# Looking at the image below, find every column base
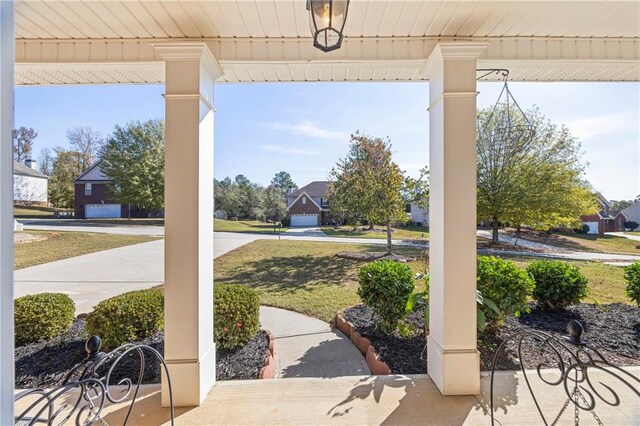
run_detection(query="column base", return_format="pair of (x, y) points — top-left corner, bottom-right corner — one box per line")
(162, 342), (216, 407)
(427, 335), (480, 395)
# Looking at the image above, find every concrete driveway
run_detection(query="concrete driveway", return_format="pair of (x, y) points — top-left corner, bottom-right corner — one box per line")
(15, 233), (263, 314)
(284, 226), (326, 237)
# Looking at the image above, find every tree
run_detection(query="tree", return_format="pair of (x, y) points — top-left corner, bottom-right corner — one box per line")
(12, 127), (37, 162)
(101, 119), (165, 212)
(48, 148), (84, 208)
(611, 199), (635, 211)
(477, 104), (597, 242)
(404, 166), (430, 209)
(264, 186), (287, 223)
(37, 147), (54, 176)
(271, 171), (297, 196)
(66, 126), (104, 171)
(328, 133), (407, 254)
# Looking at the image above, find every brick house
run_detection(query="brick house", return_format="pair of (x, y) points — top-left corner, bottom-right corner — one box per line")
(74, 160), (130, 219)
(579, 194), (626, 234)
(285, 181), (331, 227)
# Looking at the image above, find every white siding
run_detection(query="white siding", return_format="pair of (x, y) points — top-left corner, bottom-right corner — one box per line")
(410, 203), (429, 225)
(13, 175), (47, 203)
(622, 202), (640, 228)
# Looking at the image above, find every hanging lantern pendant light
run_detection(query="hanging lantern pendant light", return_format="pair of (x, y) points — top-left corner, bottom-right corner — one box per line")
(307, 0), (350, 52)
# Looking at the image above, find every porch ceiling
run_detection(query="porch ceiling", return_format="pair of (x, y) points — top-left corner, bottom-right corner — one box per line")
(14, 0), (640, 84)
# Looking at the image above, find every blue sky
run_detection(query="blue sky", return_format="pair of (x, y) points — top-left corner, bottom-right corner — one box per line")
(15, 81), (639, 201)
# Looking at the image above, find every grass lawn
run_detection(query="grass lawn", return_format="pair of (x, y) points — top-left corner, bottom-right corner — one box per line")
(214, 219), (288, 234)
(321, 225), (429, 241)
(14, 205), (71, 218)
(544, 233), (640, 255)
(15, 231), (160, 270)
(213, 240), (629, 322)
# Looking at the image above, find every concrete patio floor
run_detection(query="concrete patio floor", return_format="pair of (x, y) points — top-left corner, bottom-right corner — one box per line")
(18, 367), (636, 425)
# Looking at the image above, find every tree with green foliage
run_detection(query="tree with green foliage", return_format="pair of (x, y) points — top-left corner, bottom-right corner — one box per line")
(264, 185), (287, 223)
(101, 119), (165, 212)
(328, 133), (407, 253)
(404, 166), (430, 209)
(271, 171), (297, 196)
(477, 104), (597, 242)
(13, 127), (37, 162)
(48, 148), (84, 208)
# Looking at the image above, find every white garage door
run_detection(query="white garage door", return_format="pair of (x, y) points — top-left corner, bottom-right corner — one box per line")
(86, 204), (121, 218)
(585, 222), (599, 234)
(290, 214), (318, 227)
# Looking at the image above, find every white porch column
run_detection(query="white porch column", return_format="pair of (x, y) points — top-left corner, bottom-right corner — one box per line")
(0, 1), (14, 423)
(154, 43), (221, 407)
(426, 42), (487, 395)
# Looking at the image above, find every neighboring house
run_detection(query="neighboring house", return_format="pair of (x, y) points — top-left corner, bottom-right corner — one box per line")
(285, 181), (331, 227)
(409, 203), (429, 226)
(14, 159), (48, 205)
(74, 160), (129, 219)
(621, 201), (640, 230)
(580, 193), (626, 234)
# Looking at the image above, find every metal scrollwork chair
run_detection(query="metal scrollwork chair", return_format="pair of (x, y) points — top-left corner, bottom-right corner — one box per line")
(490, 320), (640, 425)
(15, 335), (175, 426)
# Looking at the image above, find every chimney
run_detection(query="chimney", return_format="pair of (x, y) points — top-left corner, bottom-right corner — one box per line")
(24, 159), (36, 169)
(288, 185), (294, 194)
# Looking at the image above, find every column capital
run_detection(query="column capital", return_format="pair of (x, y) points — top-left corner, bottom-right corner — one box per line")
(422, 42), (489, 78)
(152, 42), (223, 80)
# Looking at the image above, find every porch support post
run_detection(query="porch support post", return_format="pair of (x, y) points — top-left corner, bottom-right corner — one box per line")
(425, 42), (487, 395)
(0, 1), (14, 423)
(154, 42), (222, 407)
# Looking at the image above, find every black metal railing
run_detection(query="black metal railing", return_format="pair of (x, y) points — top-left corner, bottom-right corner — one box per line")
(490, 320), (640, 425)
(15, 336), (174, 426)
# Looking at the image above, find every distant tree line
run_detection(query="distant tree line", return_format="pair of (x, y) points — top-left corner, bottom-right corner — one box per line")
(214, 171), (294, 223)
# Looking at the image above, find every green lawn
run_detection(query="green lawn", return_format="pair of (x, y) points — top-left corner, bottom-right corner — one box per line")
(14, 205), (71, 218)
(214, 219), (288, 234)
(321, 225), (429, 241)
(543, 233), (640, 255)
(15, 231), (160, 270)
(213, 240), (629, 322)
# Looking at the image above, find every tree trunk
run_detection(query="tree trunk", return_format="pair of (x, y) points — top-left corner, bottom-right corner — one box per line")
(368, 220), (374, 230)
(386, 222), (392, 254)
(492, 217), (499, 243)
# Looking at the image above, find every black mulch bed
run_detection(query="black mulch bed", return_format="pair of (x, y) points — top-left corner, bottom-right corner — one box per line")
(336, 252), (415, 262)
(344, 303), (640, 374)
(15, 319), (269, 389)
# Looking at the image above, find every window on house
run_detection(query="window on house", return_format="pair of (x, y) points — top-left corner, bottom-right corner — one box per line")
(302, 196), (307, 204)
(85, 183), (93, 196)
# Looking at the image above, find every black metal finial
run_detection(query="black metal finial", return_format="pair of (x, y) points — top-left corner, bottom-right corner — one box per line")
(86, 335), (102, 355)
(565, 320), (585, 345)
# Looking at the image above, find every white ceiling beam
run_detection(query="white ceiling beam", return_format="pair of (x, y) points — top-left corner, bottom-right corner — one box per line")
(14, 37), (640, 84)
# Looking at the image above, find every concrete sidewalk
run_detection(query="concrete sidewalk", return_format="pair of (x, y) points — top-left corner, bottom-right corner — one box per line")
(259, 306), (370, 379)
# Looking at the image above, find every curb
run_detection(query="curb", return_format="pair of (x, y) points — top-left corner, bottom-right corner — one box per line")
(335, 313), (391, 376)
(259, 329), (276, 379)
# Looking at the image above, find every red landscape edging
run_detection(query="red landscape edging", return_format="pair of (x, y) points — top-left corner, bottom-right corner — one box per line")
(259, 329), (276, 379)
(335, 313), (391, 376)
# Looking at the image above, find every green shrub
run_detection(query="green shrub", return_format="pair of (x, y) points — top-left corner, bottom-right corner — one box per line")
(573, 224), (590, 234)
(358, 260), (415, 334)
(14, 293), (75, 346)
(85, 289), (164, 350)
(624, 262), (640, 306)
(476, 256), (534, 329)
(214, 284), (260, 349)
(625, 221), (639, 231)
(527, 260), (588, 310)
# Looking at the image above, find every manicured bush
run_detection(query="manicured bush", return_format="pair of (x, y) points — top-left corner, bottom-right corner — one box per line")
(625, 221), (639, 231)
(358, 260), (415, 334)
(624, 262), (640, 306)
(14, 293), (75, 346)
(527, 260), (588, 310)
(476, 256), (534, 329)
(85, 289), (164, 350)
(280, 217), (291, 227)
(573, 224), (590, 234)
(214, 284), (260, 349)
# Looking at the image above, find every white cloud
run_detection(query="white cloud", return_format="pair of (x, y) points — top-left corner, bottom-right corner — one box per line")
(259, 144), (320, 156)
(268, 121), (347, 140)
(566, 113), (628, 140)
